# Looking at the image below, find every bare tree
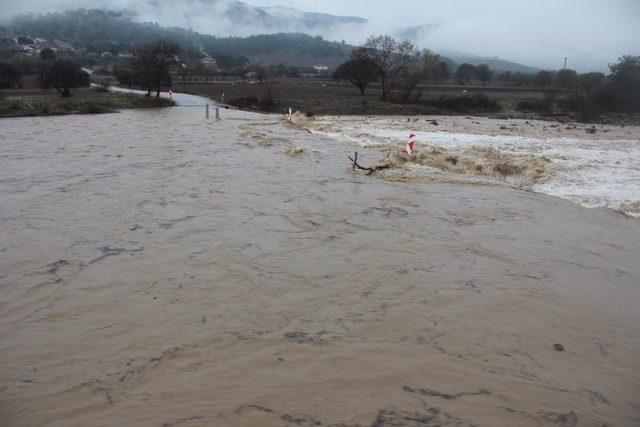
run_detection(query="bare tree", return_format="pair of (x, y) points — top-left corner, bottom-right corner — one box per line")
(555, 68), (578, 91)
(253, 64), (268, 83)
(332, 57), (380, 96)
(134, 40), (180, 97)
(455, 63), (476, 85)
(421, 49), (442, 83)
(354, 35), (417, 101)
(578, 72), (605, 95)
(434, 61), (449, 83)
(41, 59), (89, 97)
(476, 64), (492, 85)
(0, 62), (21, 88)
(498, 71), (513, 85)
(533, 70), (553, 91)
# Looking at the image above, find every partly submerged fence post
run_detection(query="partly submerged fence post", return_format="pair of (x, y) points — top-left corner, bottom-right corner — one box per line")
(206, 103), (210, 119)
(215, 106), (220, 120)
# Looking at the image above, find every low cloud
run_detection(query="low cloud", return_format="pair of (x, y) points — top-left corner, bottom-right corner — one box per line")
(1, 0), (638, 72)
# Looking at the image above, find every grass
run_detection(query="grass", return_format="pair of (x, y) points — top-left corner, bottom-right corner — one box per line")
(0, 87), (175, 118)
(228, 97), (444, 115)
(175, 79), (547, 117)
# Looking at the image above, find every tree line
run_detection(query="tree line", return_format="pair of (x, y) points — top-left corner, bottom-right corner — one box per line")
(0, 48), (89, 96)
(0, 40), (180, 98)
(331, 34), (640, 115)
(4, 10), (349, 70)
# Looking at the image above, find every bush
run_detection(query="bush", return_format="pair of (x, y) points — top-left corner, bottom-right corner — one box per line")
(592, 84), (640, 112)
(516, 98), (553, 113)
(8, 100), (24, 112)
(0, 62), (21, 88)
(79, 101), (109, 114)
(423, 93), (501, 112)
(129, 96), (175, 108)
(557, 94), (588, 111)
(0, 100), (24, 115)
(228, 97), (260, 109)
(39, 101), (52, 114)
(259, 82), (277, 111)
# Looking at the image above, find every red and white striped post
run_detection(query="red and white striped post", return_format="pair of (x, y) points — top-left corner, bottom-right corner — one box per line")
(404, 133), (416, 156)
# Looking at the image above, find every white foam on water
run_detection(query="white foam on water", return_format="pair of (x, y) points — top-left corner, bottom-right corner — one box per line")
(313, 120), (640, 216)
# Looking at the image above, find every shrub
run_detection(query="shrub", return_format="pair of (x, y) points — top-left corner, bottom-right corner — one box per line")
(557, 94), (588, 111)
(593, 84), (640, 112)
(516, 98), (553, 113)
(80, 102), (108, 114)
(39, 101), (52, 114)
(423, 93), (501, 112)
(259, 82), (277, 111)
(8, 100), (23, 112)
(227, 97), (260, 110)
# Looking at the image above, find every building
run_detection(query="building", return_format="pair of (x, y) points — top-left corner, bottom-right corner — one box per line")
(199, 55), (219, 72)
(53, 39), (74, 51)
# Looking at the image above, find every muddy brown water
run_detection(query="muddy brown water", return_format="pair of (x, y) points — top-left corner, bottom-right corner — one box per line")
(1, 101), (640, 426)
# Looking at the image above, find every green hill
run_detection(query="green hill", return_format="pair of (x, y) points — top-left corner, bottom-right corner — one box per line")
(4, 9), (352, 67)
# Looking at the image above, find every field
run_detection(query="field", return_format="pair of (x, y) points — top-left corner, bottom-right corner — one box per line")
(0, 87), (175, 118)
(176, 78), (550, 116)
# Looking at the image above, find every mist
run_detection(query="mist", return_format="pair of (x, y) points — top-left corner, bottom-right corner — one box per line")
(1, 0), (638, 72)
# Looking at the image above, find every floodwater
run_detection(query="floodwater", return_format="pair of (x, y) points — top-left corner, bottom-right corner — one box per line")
(306, 115), (640, 216)
(1, 99), (640, 426)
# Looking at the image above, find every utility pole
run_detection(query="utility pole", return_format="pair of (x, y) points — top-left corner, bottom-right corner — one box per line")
(563, 57), (567, 70)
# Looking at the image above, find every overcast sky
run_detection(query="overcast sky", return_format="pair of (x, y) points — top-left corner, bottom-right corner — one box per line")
(252, 0), (640, 71)
(1, 0), (638, 71)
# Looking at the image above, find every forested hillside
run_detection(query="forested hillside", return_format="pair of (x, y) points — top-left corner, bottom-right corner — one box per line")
(3, 10), (352, 66)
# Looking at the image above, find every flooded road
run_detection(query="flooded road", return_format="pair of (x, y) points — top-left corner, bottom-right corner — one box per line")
(1, 103), (640, 426)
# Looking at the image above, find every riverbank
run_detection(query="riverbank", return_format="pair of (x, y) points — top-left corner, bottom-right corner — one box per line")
(1, 105), (639, 426)
(0, 87), (175, 118)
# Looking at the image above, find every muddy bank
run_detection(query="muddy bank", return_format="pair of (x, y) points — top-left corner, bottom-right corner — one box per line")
(1, 106), (640, 426)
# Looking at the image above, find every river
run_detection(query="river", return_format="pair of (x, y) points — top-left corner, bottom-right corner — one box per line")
(1, 97), (639, 426)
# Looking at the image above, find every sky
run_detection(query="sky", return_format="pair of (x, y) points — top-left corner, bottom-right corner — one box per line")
(246, 0), (640, 71)
(1, 0), (639, 71)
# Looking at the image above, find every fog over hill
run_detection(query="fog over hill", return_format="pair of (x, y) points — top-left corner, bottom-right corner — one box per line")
(1, 0), (638, 72)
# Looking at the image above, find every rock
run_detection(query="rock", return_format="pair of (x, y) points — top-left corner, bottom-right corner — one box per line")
(554, 343), (565, 352)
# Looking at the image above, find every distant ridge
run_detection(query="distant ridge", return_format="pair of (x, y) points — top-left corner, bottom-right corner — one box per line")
(445, 54), (541, 74)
